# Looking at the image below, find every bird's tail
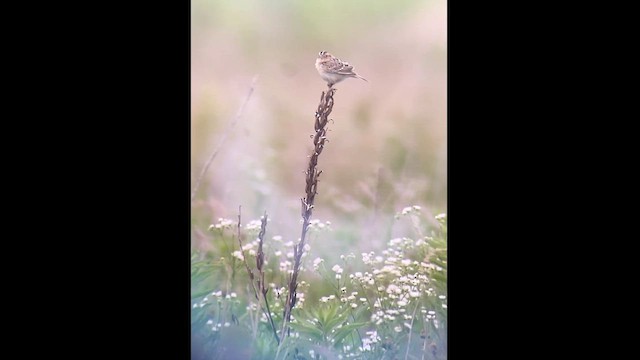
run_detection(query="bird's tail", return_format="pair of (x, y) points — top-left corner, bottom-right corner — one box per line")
(355, 74), (368, 82)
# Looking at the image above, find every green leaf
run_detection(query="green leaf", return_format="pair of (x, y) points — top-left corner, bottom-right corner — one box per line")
(350, 304), (370, 321)
(323, 309), (348, 332)
(316, 305), (338, 329)
(331, 322), (368, 346)
(432, 272), (447, 283)
(288, 321), (324, 342)
(191, 266), (217, 288)
(191, 306), (209, 326)
(191, 288), (214, 299)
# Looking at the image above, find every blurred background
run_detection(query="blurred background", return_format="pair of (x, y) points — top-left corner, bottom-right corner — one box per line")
(191, 0), (447, 259)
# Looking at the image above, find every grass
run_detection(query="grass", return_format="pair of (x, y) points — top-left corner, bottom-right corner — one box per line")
(192, 206), (446, 359)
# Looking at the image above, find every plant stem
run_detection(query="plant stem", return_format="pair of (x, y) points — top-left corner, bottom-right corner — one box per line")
(405, 300), (421, 360)
(191, 75), (258, 202)
(236, 206), (280, 345)
(280, 87), (337, 345)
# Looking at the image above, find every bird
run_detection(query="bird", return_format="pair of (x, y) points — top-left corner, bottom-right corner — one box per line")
(315, 51), (368, 88)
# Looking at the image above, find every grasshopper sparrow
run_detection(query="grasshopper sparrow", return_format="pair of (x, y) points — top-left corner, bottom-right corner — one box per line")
(315, 51), (368, 87)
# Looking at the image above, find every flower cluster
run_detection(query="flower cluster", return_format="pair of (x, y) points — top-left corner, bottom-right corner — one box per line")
(206, 319), (231, 332)
(309, 213), (447, 356)
(207, 216), (273, 235)
(312, 257), (324, 271)
(395, 205), (422, 219)
(207, 217), (235, 231)
(244, 218), (267, 234)
(197, 209), (446, 359)
(358, 243), (445, 329)
(193, 289), (238, 309)
(305, 219), (332, 233)
(246, 280), (309, 321)
(192, 290), (239, 332)
(360, 330), (381, 352)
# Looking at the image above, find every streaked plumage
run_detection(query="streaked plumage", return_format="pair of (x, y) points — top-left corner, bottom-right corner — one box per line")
(315, 51), (368, 87)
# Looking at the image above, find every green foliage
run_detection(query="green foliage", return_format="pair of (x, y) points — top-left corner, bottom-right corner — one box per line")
(289, 304), (368, 348)
(191, 250), (219, 298)
(191, 209), (447, 359)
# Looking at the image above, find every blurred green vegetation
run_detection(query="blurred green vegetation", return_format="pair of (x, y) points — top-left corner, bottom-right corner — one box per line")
(192, 209), (447, 359)
(192, 0), (426, 36)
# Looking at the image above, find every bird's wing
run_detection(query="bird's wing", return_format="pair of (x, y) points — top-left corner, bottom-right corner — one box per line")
(327, 59), (357, 75)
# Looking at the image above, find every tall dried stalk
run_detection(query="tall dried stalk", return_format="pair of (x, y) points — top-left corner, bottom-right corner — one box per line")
(280, 87), (337, 342)
(236, 206), (280, 345)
